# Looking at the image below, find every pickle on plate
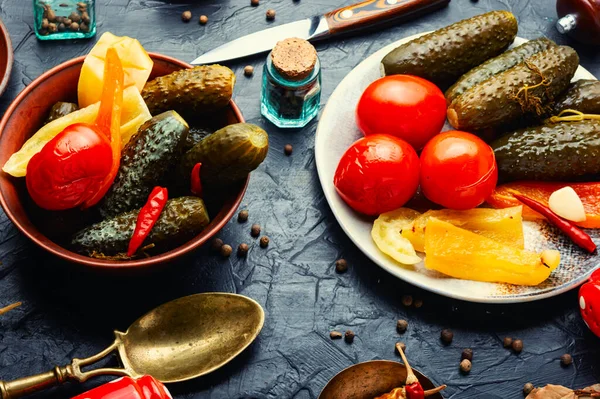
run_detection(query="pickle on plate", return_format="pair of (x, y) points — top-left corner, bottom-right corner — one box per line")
(141, 65), (235, 116)
(45, 102), (78, 124)
(552, 79), (600, 114)
(381, 11), (518, 87)
(445, 38), (556, 104)
(99, 111), (189, 218)
(491, 120), (600, 182)
(72, 196), (210, 257)
(447, 45), (579, 132)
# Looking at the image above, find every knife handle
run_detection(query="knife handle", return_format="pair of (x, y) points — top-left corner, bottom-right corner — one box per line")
(324, 0), (450, 35)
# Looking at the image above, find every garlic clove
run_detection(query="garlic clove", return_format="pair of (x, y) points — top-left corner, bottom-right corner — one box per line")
(548, 186), (587, 222)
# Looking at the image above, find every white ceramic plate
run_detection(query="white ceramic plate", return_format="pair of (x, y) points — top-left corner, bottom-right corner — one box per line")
(315, 34), (599, 303)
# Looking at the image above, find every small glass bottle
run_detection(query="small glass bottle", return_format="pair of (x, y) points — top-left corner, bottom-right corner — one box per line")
(33, 0), (96, 41)
(261, 38), (321, 128)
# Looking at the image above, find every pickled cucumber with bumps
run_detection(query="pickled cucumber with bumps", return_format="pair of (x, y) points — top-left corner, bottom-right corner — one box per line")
(552, 79), (600, 115)
(447, 45), (579, 132)
(72, 196), (210, 257)
(381, 11), (518, 87)
(445, 38), (556, 104)
(141, 65), (235, 116)
(180, 123), (269, 186)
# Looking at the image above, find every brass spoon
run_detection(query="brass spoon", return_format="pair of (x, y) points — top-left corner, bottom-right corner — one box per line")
(0, 293), (264, 399)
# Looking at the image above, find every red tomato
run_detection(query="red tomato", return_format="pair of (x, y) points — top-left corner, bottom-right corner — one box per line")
(334, 134), (420, 215)
(420, 131), (497, 210)
(26, 123), (113, 210)
(355, 75), (446, 150)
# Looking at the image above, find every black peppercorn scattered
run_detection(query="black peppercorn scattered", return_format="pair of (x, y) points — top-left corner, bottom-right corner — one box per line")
(335, 259), (348, 273)
(220, 244), (233, 258)
(441, 329), (453, 344)
(251, 0), (260, 5)
(512, 339), (523, 353)
(244, 65), (254, 77)
(260, 236), (270, 248)
(459, 359), (471, 374)
(211, 238), (224, 252)
(560, 353), (572, 366)
(199, 15), (208, 25)
(182, 10), (192, 22)
(284, 144), (293, 156)
(523, 383), (534, 396)
(461, 348), (473, 361)
(251, 224), (261, 237)
(330, 331), (342, 339)
(396, 319), (408, 333)
(266, 9), (276, 20)
(503, 337), (513, 348)
(238, 210), (249, 223)
(401, 295), (413, 307)
(238, 243), (249, 257)
(395, 342), (406, 354)
(413, 298), (423, 308)
(344, 330), (355, 343)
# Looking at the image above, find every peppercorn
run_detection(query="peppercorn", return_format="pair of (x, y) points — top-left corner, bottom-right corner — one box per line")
(251, 224), (261, 237)
(58, 23), (66, 32)
(63, 18), (72, 26)
(330, 331), (342, 340)
(41, 18), (49, 29)
(459, 359), (471, 374)
(70, 22), (79, 31)
(77, 2), (88, 9)
(199, 15), (208, 25)
(251, 0), (259, 5)
(414, 298), (423, 308)
(523, 383), (534, 396)
(395, 342), (406, 354)
(401, 295), (413, 307)
(45, 5), (57, 22)
(81, 11), (90, 24)
(396, 319), (408, 333)
(80, 22), (89, 32)
(260, 236), (270, 248)
(335, 259), (348, 273)
(560, 353), (572, 366)
(284, 144), (293, 156)
(69, 11), (81, 23)
(220, 244), (233, 258)
(181, 10), (192, 22)
(244, 65), (254, 77)
(48, 22), (58, 33)
(441, 329), (453, 344)
(344, 330), (355, 343)
(238, 243), (249, 257)
(55, 16), (64, 24)
(266, 9), (276, 20)
(512, 339), (523, 353)
(211, 238), (224, 253)
(503, 337), (513, 348)
(461, 348), (473, 361)
(238, 210), (249, 223)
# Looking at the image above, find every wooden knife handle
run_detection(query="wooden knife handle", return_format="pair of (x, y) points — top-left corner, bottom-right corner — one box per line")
(324, 0), (450, 35)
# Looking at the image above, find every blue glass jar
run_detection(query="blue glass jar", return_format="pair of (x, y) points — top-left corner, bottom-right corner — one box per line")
(261, 50), (321, 128)
(33, 0), (96, 40)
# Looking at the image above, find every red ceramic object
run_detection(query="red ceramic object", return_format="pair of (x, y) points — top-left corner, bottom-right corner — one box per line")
(556, 0), (600, 45)
(0, 53), (248, 270)
(0, 17), (14, 97)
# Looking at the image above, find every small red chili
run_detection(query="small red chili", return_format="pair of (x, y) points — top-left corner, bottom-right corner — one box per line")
(395, 343), (425, 399)
(579, 268), (600, 338)
(512, 193), (596, 254)
(191, 162), (203, 197)
(127, 187), (168, 257)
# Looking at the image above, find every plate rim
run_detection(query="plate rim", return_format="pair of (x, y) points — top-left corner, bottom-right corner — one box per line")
(315, 32), (599, 304)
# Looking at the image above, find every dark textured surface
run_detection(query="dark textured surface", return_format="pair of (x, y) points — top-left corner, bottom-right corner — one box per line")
(0, 1), (599, 398)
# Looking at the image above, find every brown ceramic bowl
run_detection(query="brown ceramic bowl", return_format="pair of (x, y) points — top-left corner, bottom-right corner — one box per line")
(0, 17), (14, 97)
(0, 53), (248, 270)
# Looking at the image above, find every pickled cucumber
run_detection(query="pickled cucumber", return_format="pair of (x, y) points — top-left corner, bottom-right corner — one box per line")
(552, 79), (600, 115)
(99, 111), (189, 218)
(491, 120), (600, 182)
(141, 65), (235, 116)
(180, 123), (268, 186)
(45, 102), (78, 124)
(72, 196), (210, 257)
(381, 11), (518, 87)
(445, 38), (556, 104)
(447, 46), (579, 132)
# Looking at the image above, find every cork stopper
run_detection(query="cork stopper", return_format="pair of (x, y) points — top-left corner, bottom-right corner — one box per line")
(271, 37), (318, 81)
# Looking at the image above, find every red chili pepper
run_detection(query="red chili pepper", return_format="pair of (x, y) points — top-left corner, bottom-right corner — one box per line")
(512, 193), (596, 254)
(579, 268), (600, 338)
(395, 343), (425, 399)
(127, 187), (168, 257)
(191, 162), (203, 197)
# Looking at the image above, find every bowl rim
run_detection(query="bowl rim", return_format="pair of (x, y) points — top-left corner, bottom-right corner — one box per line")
(0, 52), (249, 270)
(0, 17), (14, 97)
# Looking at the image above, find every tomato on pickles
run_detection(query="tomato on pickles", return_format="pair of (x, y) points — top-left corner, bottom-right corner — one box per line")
(420, 131), (497, 210)
(355, 75), (446, 150)
(334, 134), (419, 216)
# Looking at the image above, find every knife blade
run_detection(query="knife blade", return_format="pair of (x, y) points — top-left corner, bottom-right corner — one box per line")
(191, 0), (450, 65)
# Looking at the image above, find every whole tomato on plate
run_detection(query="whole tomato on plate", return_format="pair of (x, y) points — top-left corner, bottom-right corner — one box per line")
(26, 123), (113, 211)
(355, 75), (446, 150)
(579, 268), (600, 338)
(334, 134), (419, 216)
(420, 131), (497, 210)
